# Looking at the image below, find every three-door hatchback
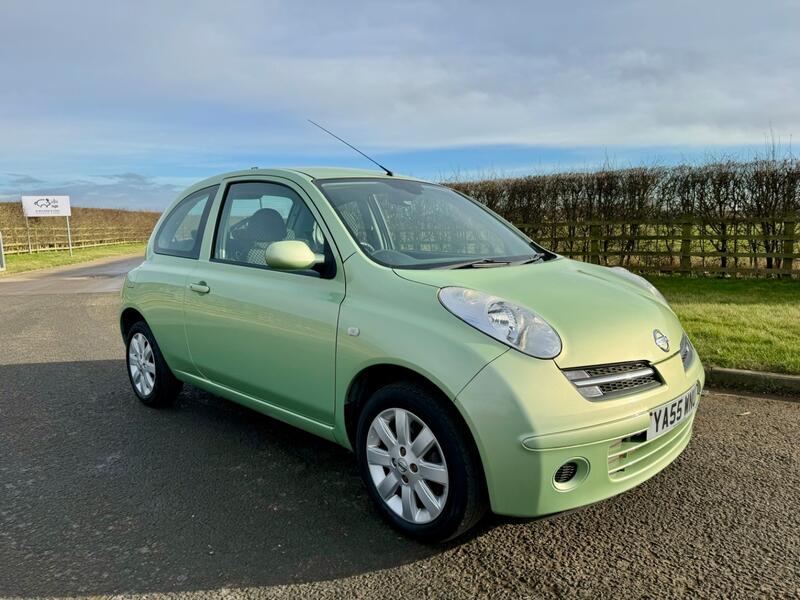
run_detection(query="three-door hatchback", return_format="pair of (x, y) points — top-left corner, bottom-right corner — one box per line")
(121, 167), (704, 542)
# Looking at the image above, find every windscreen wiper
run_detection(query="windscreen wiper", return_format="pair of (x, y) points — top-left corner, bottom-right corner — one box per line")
(448, 258), (512, 269)
(442, 255), (542, 269)
(516, 252), (545, 265)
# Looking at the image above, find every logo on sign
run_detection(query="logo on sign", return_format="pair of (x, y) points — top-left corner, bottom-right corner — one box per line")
(34, 198), (59, 209)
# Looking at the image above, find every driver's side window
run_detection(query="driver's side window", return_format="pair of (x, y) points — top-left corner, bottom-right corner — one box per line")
(213, 181), (332, 276)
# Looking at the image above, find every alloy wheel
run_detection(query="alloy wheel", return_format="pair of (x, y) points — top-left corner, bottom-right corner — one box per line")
(128, 332), (156, 397)
(366, 407), (449, 524)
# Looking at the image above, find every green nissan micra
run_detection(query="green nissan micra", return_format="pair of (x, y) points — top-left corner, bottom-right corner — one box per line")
(120, 167), (704, 542)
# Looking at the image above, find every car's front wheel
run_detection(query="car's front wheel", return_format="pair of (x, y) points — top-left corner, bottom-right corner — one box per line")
(125, 321), (182, 407)
(356, 382), (487, 543)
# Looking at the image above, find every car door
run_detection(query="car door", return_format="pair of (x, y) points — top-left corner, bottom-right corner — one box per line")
(182, 178), (345, 425)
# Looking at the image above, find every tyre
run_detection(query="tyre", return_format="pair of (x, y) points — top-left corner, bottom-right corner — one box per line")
(125, 321), (183, 407)
(356, 382), (487, 543)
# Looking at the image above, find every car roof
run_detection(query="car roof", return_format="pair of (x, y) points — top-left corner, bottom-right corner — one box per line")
(177, 167), (429, 201)
(224, 166), (413, 181)
(285, 166), (399, 179)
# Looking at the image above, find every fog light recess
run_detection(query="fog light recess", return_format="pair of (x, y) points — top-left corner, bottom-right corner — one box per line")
(554, 462), (577, 483)
(552, 457), (590, 491)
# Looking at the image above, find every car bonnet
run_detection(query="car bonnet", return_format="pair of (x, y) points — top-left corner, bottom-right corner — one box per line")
(393, 258), (684, 369)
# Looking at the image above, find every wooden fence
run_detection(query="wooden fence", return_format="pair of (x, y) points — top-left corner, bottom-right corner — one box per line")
(0, 216), (796, 277)
(1, 226), (152, 255)
(516, 215), (798, 277)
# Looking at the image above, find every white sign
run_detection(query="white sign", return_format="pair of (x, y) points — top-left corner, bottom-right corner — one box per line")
(21, 195), (71, 217)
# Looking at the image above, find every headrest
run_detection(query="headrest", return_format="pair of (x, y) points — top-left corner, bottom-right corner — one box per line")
(242, 208), (286, 242)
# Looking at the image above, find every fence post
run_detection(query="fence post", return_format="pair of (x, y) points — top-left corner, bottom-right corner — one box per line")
(783, 217), (796, 278)
(680, 217), (693, 273)
(66, 216), (73, 256)
(0, 231), (5, 272)
(589, 223), (600, 264)
(25, 216), (32, 253)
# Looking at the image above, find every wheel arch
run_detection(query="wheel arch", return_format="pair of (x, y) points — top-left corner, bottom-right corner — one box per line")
(120, 306), (146, 339)
(343, 364), (484, 474)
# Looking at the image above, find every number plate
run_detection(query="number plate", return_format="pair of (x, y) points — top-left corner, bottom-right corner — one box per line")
(647, 387), (698, 440)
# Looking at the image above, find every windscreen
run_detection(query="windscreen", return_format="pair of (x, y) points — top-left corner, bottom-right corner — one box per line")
(316, 178), (540, 269)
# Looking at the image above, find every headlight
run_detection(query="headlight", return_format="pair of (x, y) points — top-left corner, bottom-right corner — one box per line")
(610, 267), (668, 305)
(680, 332), (695, 370)
(438, 287), (562, 359)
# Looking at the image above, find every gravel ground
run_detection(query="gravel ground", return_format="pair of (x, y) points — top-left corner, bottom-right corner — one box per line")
(1, 258), (798, 599)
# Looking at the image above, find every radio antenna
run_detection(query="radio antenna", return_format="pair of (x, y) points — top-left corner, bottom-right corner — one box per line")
(307, 119), (393, 176)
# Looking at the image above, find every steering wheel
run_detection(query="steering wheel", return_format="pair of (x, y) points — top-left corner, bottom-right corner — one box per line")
(360, 242), (376, 254)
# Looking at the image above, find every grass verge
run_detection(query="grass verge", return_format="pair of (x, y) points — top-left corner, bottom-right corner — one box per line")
(1, 243), (146, 276)
(2, 249), (795, 375)
(648, 276), (800, 376)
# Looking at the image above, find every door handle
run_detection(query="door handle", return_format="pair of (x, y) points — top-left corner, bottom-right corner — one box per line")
(189, 281), (210, 294)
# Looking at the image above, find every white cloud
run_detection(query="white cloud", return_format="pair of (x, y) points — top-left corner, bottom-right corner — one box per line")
(0, 173), (182, 210)
(0, 0), (798, 205)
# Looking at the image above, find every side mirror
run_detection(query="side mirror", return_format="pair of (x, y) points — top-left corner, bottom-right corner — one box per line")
(265, 240), (318, 270)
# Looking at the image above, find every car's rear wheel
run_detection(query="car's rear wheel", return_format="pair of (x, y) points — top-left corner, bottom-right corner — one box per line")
(125, 321), (182, 407)
(356, 382), (487, 542)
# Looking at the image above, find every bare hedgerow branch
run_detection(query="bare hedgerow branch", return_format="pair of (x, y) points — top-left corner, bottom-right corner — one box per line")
(447, 156), (800, 276)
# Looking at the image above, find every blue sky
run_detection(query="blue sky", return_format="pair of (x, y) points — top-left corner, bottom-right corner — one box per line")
(1, 0), (798, 211)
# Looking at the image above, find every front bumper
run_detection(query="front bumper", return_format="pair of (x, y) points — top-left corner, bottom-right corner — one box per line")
(455, 348), (704, 517)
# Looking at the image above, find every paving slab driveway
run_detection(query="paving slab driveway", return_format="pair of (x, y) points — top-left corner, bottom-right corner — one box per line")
(1, 257), (798, 599)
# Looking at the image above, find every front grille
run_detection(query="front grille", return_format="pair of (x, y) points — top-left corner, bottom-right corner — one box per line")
(598, 375), (658, 394)
(583, 362), (650, 377)
(563, 361), (662, 400)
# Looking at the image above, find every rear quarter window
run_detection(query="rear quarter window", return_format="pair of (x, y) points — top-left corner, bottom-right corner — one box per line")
(154, 185), (218, 259)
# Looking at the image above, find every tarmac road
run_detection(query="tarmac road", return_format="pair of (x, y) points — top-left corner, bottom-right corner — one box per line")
(0, 255), (144, 296)
(1, 256), (798, 599)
